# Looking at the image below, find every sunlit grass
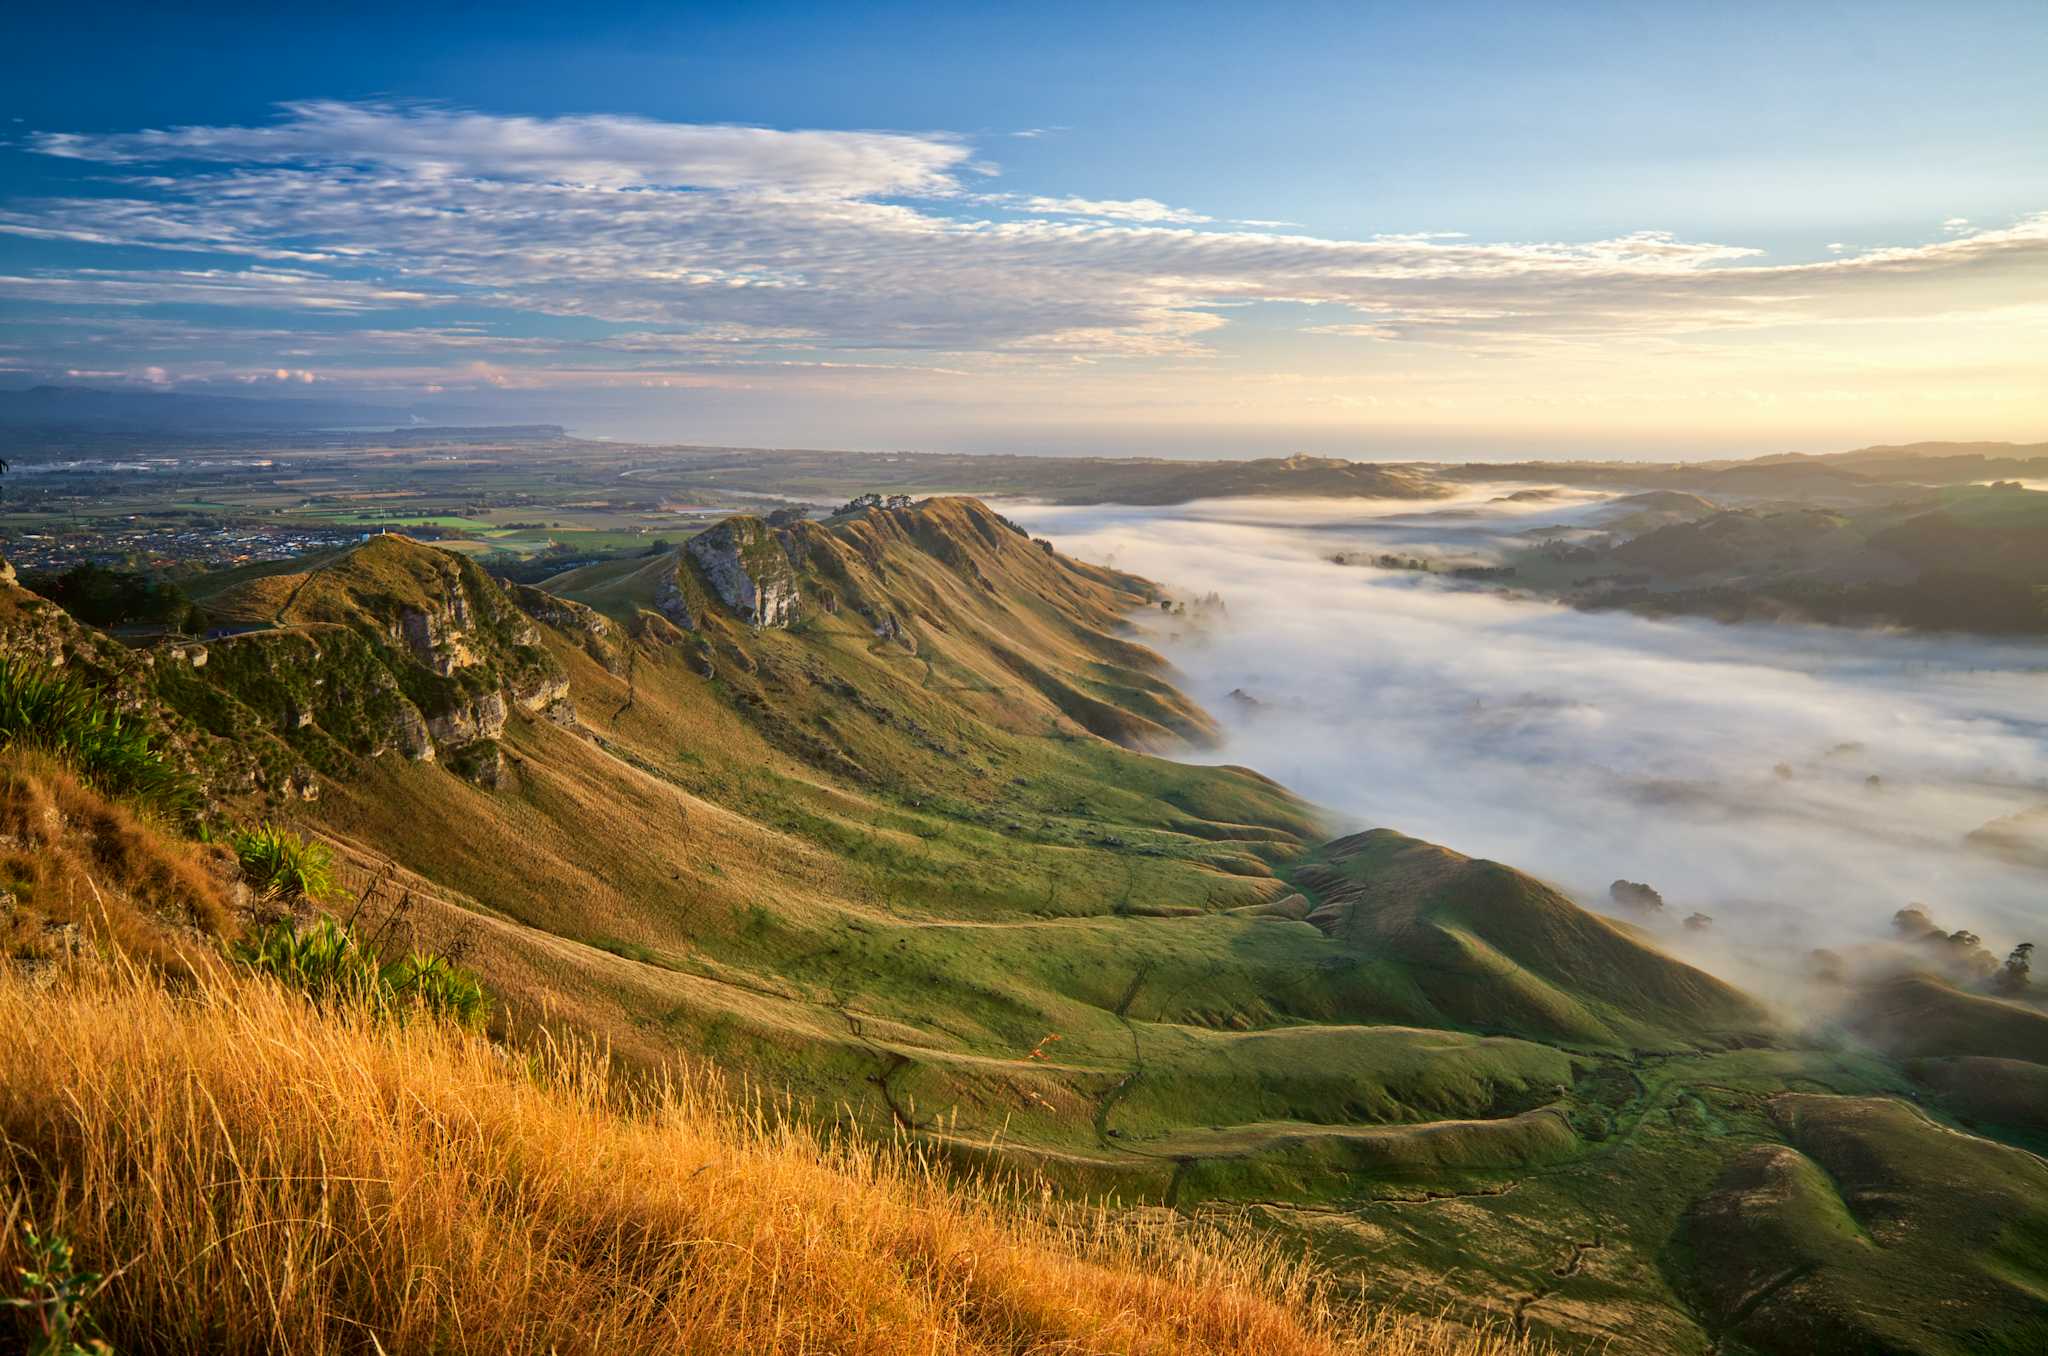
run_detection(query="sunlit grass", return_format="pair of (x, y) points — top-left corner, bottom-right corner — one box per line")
(0, 959), (1534, 1356)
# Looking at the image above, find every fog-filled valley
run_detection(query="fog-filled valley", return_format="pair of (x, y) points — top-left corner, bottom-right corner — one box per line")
(1010, 490), (2048, 1002)
(9, 5), (2048, 1348)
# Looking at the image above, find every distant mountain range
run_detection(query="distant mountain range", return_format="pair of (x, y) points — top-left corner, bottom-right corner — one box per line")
(0, 384), (415, 433)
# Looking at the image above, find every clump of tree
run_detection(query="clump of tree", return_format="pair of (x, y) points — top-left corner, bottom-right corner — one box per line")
(21, 564), (204, 633)
(1995, 942), (2034, 996)
(1610, 880), (1664, 913)
(1892, 906), (2005, 983)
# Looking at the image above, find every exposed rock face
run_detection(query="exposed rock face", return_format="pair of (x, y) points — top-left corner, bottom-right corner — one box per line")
(510, 671), (571, 714)
(427, 691), (508, 746)
(687, 518), (801, 628)
(397, 596), (481, 675)
(653, 568), (697, 631)
(868, 611), (916, 653)
(511, 583), (625, 672)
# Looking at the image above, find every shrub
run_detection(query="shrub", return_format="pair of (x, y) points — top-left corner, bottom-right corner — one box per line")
(383, 948), (489, 1028)
(229, 823), (335, 901)
(2, 1225), (112, 1356)
(233, 915), (489, 1029)
(0, 657), (194, 815)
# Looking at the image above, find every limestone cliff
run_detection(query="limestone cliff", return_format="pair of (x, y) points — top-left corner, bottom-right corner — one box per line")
(686, 517), (802, 627)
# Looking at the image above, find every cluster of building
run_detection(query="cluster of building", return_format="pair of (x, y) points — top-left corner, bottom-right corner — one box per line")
(1, 522), (361, 574)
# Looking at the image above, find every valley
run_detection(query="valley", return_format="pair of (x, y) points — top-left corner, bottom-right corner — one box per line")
(5, 463), (2044, 1354)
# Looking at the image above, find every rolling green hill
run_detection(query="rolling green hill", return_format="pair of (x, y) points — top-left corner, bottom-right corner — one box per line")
(4, 496), (2044, 1354)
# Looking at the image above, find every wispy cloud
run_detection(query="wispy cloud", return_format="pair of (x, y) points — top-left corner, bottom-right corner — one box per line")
(1007, 194), (1214, 224)
(32, 99), (971, 198)
(0, 266), (444, 311)
(6, 100), (2046, 416)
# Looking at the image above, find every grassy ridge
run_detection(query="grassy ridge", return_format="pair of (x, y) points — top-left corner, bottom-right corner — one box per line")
(0, 957), (1533, 1356)
(15, 501), (2046, 1354)
(1285, 830), (1771, 1047)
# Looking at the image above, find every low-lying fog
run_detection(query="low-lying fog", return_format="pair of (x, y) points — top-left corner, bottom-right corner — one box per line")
(1005, 491), (2048, 1004)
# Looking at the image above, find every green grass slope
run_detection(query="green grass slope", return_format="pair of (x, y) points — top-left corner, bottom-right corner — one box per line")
(1680, 1094), (2048, 1355)
(1847, 972), (2048, 1064)
(8, 500), (2037, 1355)
(1286, 830), (1773, 1048)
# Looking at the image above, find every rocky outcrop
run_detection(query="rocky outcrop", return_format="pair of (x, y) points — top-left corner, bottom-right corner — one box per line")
(687, 518), (801, 628)
(391, 701), (434, 760)
(511, 583), (625, 673)
(397, 595), (482, 675)
(653, 568), (697, 631)
(426, 690), (508, 747)
(868, 610), (916, 653)
(158, 537), (576, 779)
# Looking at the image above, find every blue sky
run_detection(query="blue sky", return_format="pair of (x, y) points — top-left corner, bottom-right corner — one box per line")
(3, 1), (2044, 456)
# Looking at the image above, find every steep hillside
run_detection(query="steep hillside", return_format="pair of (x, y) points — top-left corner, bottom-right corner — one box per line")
(1679, 1094), (2048, 1356)
(5, 500), (2040, 1354)
(546, 495), (1221, 750)
(1846, 972), (2048, 1065)
(0, 760), (1531, 1356)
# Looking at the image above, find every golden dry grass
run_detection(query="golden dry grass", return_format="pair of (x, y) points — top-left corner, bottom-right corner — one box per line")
(0, 751), (235, 974)
(0, 960), (1535, 1356)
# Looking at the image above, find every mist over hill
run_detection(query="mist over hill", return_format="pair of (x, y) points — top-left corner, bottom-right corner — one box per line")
(4, 483), (2046, 1353)
(1006, 491), (2048, 996)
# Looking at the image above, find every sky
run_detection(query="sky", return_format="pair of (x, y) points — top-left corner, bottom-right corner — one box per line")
(2, 1), (2045, 459)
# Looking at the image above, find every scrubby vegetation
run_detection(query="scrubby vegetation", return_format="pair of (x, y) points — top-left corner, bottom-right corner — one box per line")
(2, 1224), (113, 1356)
(233, 914), (489, 1028)
(0, 657), (192, 813)
(228, 822), (335, 901)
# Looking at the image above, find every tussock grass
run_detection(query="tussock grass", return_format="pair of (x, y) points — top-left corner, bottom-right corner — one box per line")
(234, 914), (490, 1028)
(0, 751), (232, 973)
(228, 822), (336, 901)
(0, 961), (1533, 1356)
